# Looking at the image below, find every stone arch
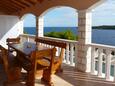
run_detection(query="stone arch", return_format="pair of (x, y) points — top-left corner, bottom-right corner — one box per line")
(40, 6), (77, 18)
(20, 13), (36, 20)
(20, 13), (36, 35)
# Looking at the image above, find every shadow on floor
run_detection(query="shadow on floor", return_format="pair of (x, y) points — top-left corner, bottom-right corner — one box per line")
(56, 64), (115, 86)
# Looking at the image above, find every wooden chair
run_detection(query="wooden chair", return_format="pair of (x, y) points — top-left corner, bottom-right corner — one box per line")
(26, 47), (56, 86)
(6, 37), (20, 53)
(0, 45), (25, 86)
(0, 47), (3, 64)
(35, 37), (66, 74)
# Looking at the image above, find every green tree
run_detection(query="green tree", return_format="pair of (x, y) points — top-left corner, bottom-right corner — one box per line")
(45, 29), (78, 40)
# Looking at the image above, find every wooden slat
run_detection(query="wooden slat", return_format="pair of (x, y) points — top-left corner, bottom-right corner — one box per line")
(5, 0), (23, 10)
(21, 0), (35, 6)
(27, 0), (37, 5)
(0, 0), (45, 15)
(37, 0), (44, 3)
(0, 0), (20, 11)
(10, 0), (27, 8)
(16, 0), (31, 7)
(0, 4), (16, 14)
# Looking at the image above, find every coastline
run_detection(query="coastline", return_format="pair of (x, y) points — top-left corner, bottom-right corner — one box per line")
(92, 25), (115, 30)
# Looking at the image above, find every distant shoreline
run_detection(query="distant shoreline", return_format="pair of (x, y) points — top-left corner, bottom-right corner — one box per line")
(25, 25), (115, 30)
(92, 25), (115, 30)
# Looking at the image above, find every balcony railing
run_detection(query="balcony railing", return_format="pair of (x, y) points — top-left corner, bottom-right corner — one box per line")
(20, 34), (115, 82)
(89, 43), (115, 81)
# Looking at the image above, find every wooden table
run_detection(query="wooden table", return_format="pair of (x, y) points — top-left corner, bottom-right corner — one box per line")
(8, 42), (49, 56)
(8, 42), (52, 86)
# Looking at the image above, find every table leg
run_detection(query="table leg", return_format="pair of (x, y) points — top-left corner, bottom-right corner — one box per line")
(41, 69), (54, 86)
(26, 70), (35, 86)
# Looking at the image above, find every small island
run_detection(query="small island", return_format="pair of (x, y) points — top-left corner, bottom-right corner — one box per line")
(92, 25), (115, 30)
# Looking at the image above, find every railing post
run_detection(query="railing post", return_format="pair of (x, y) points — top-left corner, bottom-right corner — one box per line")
(98, 48), (103, 77)
(91, 47), (96, 74)
(114, 64), (115, 81)
(105, 49), (111, 81)
(56, 47), (60, 56)
(75, 44), (78, 68)
(70, 43), (74, 66)
(63, 48), (66, 63)
(66, 43), (70, 64)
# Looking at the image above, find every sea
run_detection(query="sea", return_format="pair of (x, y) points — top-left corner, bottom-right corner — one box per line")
(24, 27), (115, 46)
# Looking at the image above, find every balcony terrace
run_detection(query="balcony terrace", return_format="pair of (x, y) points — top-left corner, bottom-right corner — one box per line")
(14, 34), (115, 86)
(0, 0), (114, 86)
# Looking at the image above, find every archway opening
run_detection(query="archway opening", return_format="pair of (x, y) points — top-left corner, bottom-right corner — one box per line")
(92, 0), (115, 46)
(23, 14), (36, 35)
(42, 7), (78, 40)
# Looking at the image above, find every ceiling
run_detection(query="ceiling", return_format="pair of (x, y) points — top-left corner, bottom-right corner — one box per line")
(0, 0), (43, 16)
(0, 0), (104, 17)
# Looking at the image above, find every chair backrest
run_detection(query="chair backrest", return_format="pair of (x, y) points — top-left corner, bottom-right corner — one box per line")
(0, 45), (22, 83)
(0, 45), (9, 72)
(6, 37), (20, 44)
(35, 37), (66, 73)
(30, 47), (56, 75)
(35, 37), (66, 48)
(6, 37), (20, 53)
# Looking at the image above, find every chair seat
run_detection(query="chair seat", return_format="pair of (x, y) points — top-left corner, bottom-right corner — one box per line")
(43, 56), (60, 64)
(36, 59), (50, 70)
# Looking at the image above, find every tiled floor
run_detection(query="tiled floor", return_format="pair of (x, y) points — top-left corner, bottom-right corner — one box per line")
(0, 64), (115, 86)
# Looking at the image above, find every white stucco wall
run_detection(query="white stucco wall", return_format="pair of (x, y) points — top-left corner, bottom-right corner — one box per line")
(0, 15), (23, 48)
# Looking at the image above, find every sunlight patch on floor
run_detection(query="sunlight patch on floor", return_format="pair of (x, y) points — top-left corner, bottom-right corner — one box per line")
(35, 75), (73, 86)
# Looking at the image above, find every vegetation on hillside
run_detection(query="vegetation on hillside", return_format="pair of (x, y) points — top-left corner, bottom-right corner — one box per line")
(44, 29), (78, 40)
(92, 25), (115, 29)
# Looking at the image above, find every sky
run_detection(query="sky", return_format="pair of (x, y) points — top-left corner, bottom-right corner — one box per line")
(24, 0), (115, 27)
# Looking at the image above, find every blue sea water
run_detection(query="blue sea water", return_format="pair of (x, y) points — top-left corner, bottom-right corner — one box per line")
(24, 27), (115, 46)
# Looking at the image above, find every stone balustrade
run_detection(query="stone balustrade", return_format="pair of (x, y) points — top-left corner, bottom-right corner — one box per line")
(89, 43), (115, 81)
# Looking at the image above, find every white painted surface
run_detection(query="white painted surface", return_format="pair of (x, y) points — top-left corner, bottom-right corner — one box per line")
(0, 15), (23, 48)
(38, 16), (44, 37)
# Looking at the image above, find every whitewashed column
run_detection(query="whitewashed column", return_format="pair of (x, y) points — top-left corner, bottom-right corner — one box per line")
(98, 48), (103, 77)
(76, 10), (92, 72)
(114, 64), (115, 81)
(75, 44), (78, 68)
(36, 16), (44, 37)
(18, 19), (24, 35)
(91, 47), (96, 74)
(66, 43), (70, 64)
(70, 43), (74, 66)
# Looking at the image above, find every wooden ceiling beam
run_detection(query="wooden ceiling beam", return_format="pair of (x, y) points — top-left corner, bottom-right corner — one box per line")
(0, 0), (45, 16)
(10, 0), (27, 8)
(20, 0), (35, 6)
(16, 0), (31, 7)
(0, 4), (17, 12)
(27, 0), (37, 5)
(7, 1), (23, 10)
(37, 0), (44, 3)
(0, 0), (21, 11)
(0, 5), (16, 14)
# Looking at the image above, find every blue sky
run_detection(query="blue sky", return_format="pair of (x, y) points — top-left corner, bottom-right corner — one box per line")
(24, 0), (115, 27)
